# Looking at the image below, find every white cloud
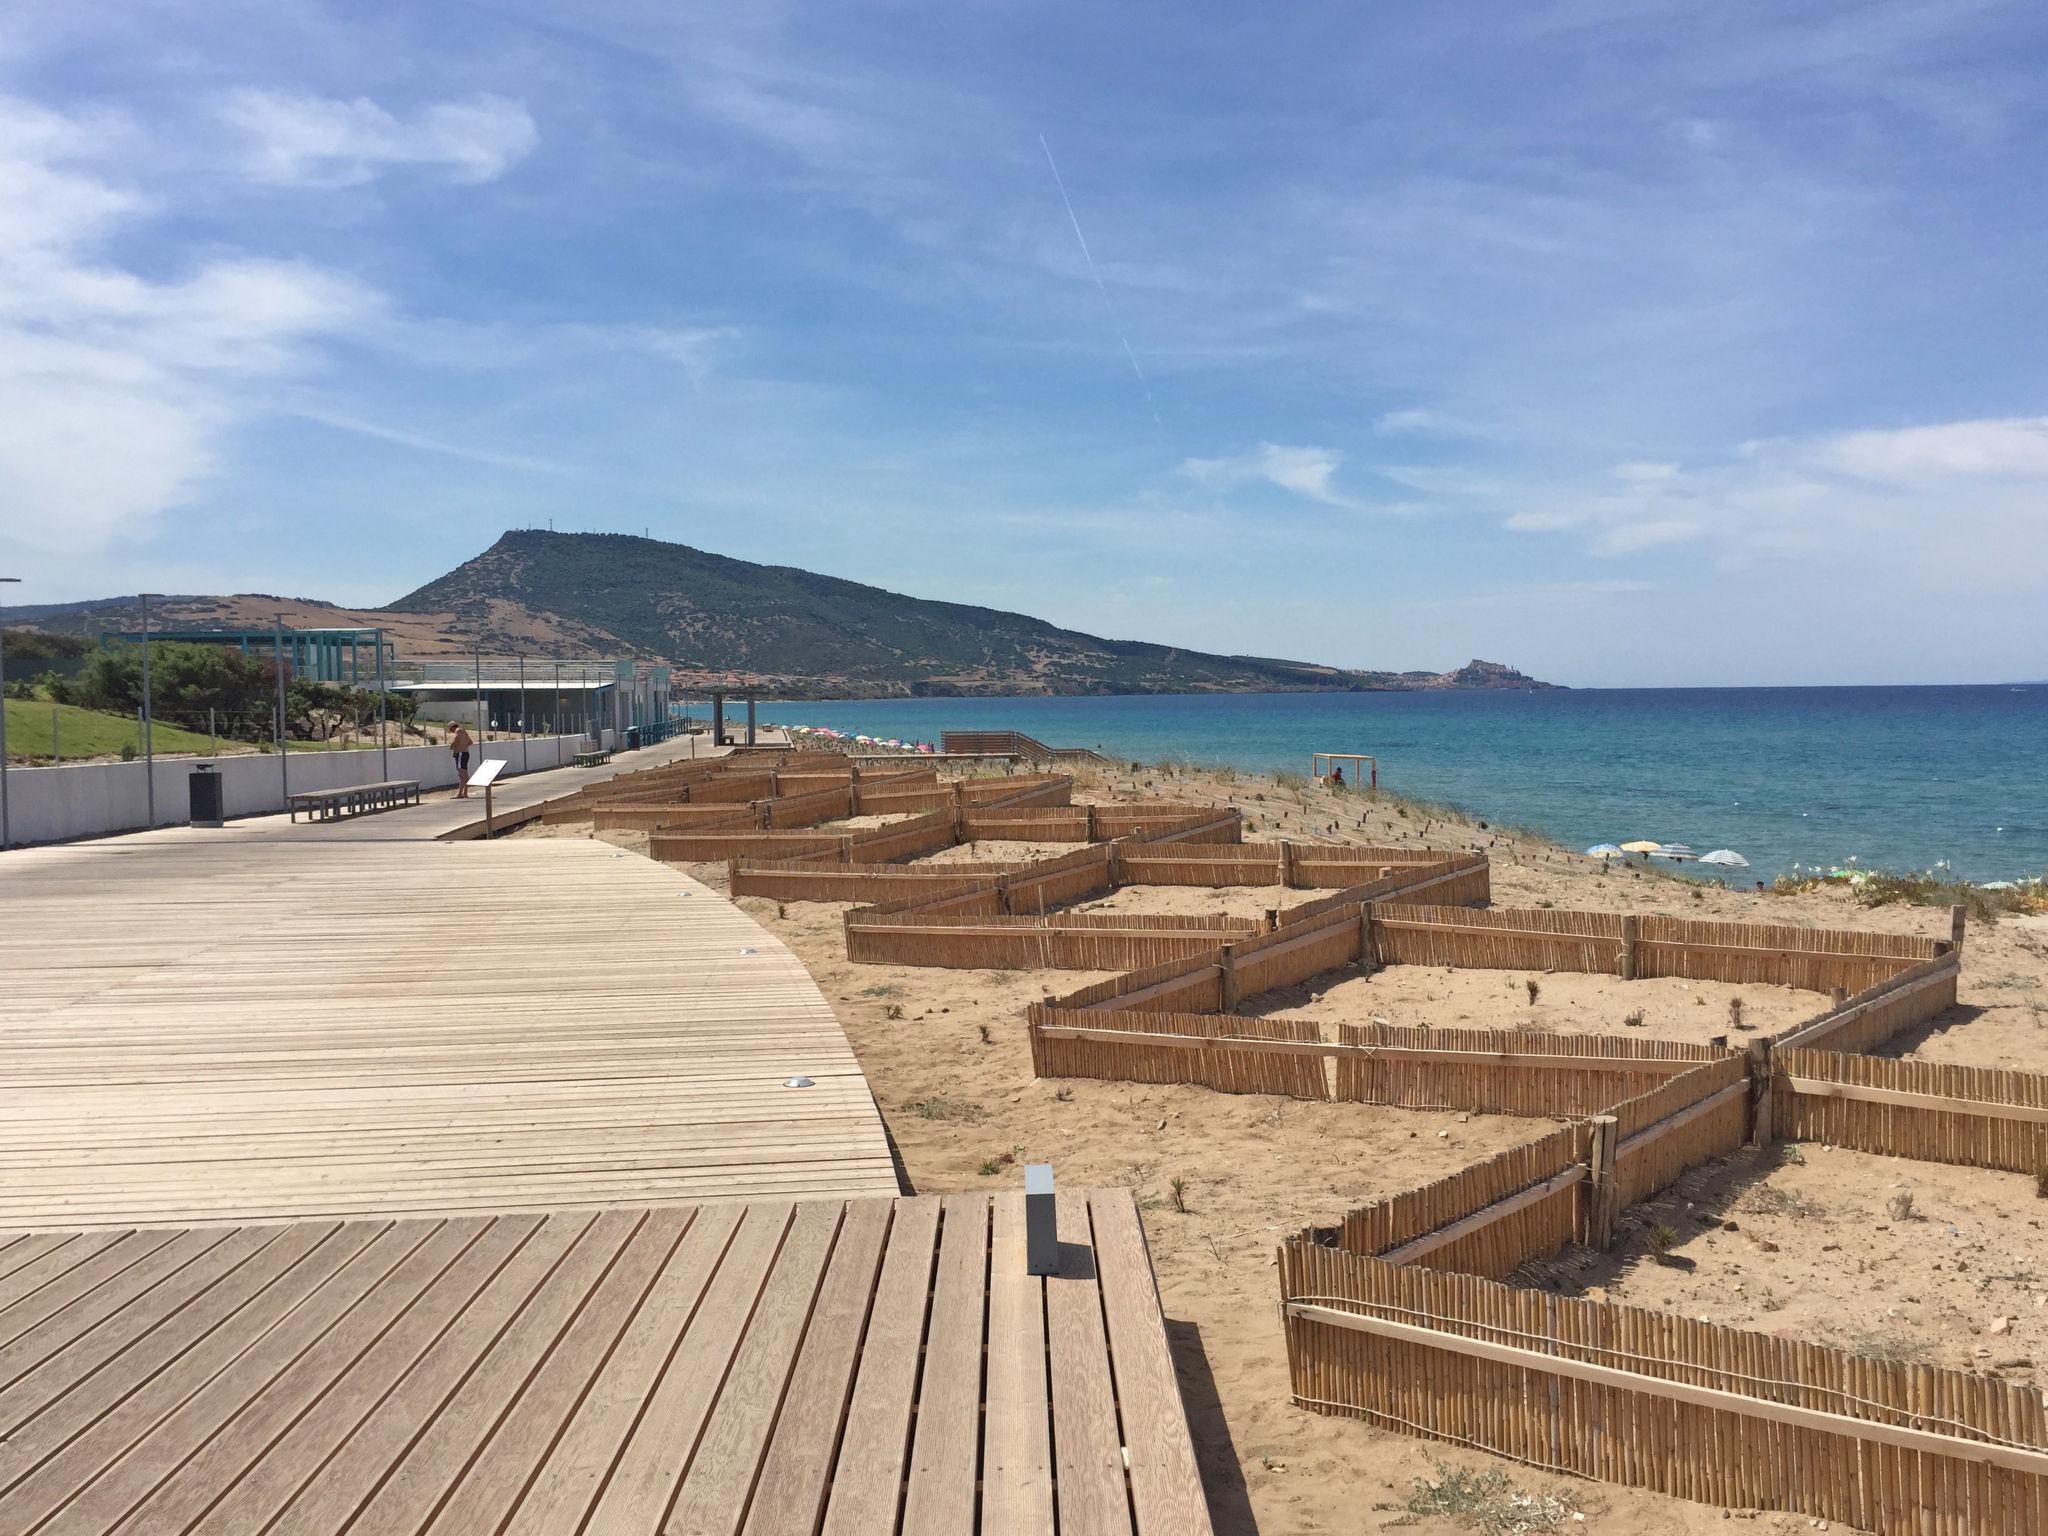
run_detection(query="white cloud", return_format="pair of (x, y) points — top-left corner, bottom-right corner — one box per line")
(218, 90), (538, 187)
(0, 94), (381, 559)
(1503, 415), (2048, 594)
(1180, 442), (1363, 508)
(1808, 416), (2048, 482)
(1373, 407), (1495, 441)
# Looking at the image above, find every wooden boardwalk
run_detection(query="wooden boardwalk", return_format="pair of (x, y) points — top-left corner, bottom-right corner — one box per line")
(0, 830), (898, 1228)
(0, 1189), (1213, 1535)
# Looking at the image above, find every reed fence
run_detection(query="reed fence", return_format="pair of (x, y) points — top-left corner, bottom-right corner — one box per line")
(1774, 952), (1962, 1055)
(1372, 903), (1943, 993)
(1028, 1010), (1718, 1116)
(961, 774), (1072, 805)
(1024, 1007), (1327, 1095)
(1334, 1025), (1721, 1118)
(650, 806), (961, 866)
(1606, 1055), (1752, 1209)
(1330, 1125), (1590, 1278)
(1279, 1246), (2048, 1534)
(847, 901), (1254, 971)
(1775, 1048), (2048, 1176)
(730, 859), (1009, 905)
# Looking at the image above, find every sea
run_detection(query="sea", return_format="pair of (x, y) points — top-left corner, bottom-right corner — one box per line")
(704, 687), (2048, 885)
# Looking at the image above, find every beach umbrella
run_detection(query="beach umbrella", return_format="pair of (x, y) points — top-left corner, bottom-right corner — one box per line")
(1981, 880), (2018, 891)
(1585, 844), (1623, 857)
(1649, 843), (1696, 860)
(1619, 840), (1661, 854)
(1699, 849), (1749, 867)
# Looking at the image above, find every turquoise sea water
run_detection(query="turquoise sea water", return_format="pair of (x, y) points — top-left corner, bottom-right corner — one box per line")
(711, 687), (2048, 884)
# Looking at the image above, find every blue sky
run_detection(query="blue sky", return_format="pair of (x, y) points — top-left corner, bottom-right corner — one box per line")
(3, 1), (2047, 686)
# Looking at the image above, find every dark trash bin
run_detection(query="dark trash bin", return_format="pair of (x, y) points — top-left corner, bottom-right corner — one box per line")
(625, 726), (642, 751)
(189, 763), (224, 827)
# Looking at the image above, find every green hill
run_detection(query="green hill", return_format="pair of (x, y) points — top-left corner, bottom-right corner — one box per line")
(388, 530), (1557, 697)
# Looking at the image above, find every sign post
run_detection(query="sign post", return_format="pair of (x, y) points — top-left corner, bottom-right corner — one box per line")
(467, 757), (507, 837)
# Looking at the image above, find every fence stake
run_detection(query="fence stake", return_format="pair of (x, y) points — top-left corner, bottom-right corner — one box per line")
(1949, 904), (1966, 950)
(1358, 902), (1378, 967)
(1219, 943), (1239, 1011)
(1585, 1114), (1618, 1248)
(52, 701), (60, 764)
(1747, 1039), (1775, 1146)
(1619, 914), (1640, 980)
(1279, 840), (1295, 888)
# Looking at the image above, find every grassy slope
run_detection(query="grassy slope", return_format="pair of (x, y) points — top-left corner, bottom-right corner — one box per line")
(4, 698), (224, 761)
(2, 700), (367, 762)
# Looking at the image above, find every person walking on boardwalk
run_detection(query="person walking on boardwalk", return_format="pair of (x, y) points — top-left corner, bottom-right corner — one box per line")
(451, 723), (475, 797)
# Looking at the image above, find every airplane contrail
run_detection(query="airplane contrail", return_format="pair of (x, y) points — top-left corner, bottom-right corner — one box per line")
(1039, 133), (1161, 425)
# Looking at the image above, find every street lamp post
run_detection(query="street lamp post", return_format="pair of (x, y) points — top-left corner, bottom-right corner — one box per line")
(139, 593), (158, 829)
(273, 615), (289, 803)
(374, 627), (387, 781)
(0, 576), (20, 849)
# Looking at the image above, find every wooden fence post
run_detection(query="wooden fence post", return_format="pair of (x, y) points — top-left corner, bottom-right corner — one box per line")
(1359, 903), (1379, 967)
(995, 874), (1012, 916)
(839, 836), (855, 865)
(1264, 908), (1280, 934)
(1950, 904), (1967, 951)
(1219, 944), (1239, 1011)
(1747, 1039), (1774, 1147)
(1585, 1115), (1618, 1248)
(1085, 804), (1098, 842)
(1108, 838), (1125, 888)
(1618, 914), (1640, 980)
(1279, 841), (1295, 888)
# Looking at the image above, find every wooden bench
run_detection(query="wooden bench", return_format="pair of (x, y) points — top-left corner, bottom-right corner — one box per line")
(286, 779), (422, 823)
(572, 749), (612, 768)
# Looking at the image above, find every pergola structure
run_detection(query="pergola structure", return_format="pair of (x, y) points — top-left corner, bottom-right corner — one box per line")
(1310, 751), (1377, 789)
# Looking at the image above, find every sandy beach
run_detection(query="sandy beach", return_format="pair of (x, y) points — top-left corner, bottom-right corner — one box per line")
(516, 761), (2047, 1535)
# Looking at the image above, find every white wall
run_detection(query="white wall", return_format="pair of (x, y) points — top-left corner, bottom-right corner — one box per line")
(3, 733), (587, 847)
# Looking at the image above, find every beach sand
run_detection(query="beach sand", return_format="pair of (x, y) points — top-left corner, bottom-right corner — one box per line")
(516, 764), (2047, 1535)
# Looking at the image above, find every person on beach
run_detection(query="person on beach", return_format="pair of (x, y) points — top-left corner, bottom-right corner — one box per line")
(451, 723), (474, 797)
(1329, 764), (1345, 788)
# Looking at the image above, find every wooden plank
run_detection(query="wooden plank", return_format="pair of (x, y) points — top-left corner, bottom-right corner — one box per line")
(0, 1218), (400, 1532)
(224, 1211), (599, 1536)
(821, 1197), (942, 1536)
(182, 1220), (544, 1536)
(345, 1209), (644, 1534)
(499, 1205), (739, 1535)
(982, 1192), (1055, 1535)
(1283, 1302), (2048, 1477)
(665, 1201), (844, 1535)
(1779, 1076), (2048, 1126)
(96, 1215), (520, 1535)
(1048, 1193), (1134, 1536)
(1088, 1190), (1214, 1536)
(583, 1202), (795, 1532)
(0, 832), (897, 1231)
(422, 1208), (693, 1534)
(902, 1194), (990, 1536)
(740, 1199), (893, 1536)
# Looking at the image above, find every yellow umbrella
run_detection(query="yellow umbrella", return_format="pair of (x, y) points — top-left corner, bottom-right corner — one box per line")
(1619, 840), (1661, 853)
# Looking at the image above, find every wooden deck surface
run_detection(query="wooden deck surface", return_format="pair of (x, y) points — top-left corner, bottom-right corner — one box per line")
(0, 831), (898, 1228)
(0, 1189), (1213, 1535)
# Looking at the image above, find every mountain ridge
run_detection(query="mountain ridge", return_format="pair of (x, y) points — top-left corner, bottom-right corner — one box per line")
(6, 530), (1560, 697)
(385, 530), (1558, 697)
